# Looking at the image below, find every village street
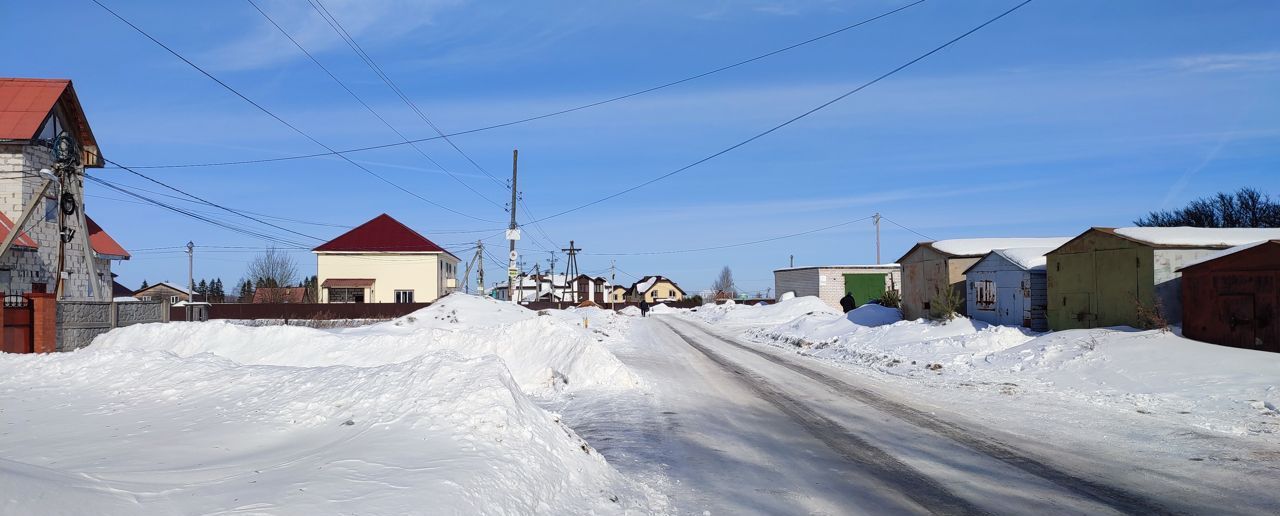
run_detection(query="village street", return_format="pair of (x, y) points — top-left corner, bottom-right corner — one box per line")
(551, 313), (1280, 515)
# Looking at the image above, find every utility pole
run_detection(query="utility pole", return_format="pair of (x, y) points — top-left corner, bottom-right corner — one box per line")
(610, 259), (616, 311)
(560, 240), (581, 308)
(506, 149), (519, 303)
(186, 241), (195, 302)
(789, 254), (794, 268)
(873, 212), (882, 265)
(476, 240), (485, 296)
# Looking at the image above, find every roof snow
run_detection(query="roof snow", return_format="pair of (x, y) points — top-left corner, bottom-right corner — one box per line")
(1180, 239), (1280, 270)
(930, 237), (1071, 257)
(991, 247), (1056, 271)
(1113, 227), (1280, 247)
(634, 277), (658, 293)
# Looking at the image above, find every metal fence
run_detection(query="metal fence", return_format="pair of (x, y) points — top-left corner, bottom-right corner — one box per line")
(177, 302), (434, 322)
(57, 300), (169, 351)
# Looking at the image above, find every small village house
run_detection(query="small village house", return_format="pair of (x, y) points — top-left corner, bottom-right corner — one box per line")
(963, 248), (1055, 331)
(627, 275), (685, 303)
(1047, 227), (1280, 330)
(609, 284), (628, 304)
(493, 274), (616, 304)
(133, 282), (194, 304)
(252, 286), (307, 304)
(314, 214), (459, 303)
(568, 274), (610, 304)
(0, 78), (129, 300)
(1178, 240), (1280, 354)
(896, 238), (1069, 320)
(773, 264), (901, 311)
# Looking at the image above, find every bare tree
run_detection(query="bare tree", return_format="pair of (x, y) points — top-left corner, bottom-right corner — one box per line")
(1136, 187), (1280, 227)
(245, 246), (298, 303)
(711, 266), (737, 299)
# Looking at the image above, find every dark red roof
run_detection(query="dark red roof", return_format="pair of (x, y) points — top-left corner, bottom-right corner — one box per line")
(0, 211), (38, 250)
(0, 78), (101, 166)
(86, 215), (130, 259)
(313, 214), (455, 256)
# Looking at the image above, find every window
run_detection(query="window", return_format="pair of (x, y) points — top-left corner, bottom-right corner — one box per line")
(141, 296), (153, 301)
(395, 290), (415, 303)
(329, 288), (364, 303)
(44, 198), (58, 222)
(975, 280), (996, 311)
(170, 295), (180, 304)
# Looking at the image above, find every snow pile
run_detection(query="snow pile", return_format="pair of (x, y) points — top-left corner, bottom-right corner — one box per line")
(0, 348), (662, 514)
(1114, 226), (1280, 247)
(694, 296), (838, 325)
(94, 294), (639, 397)
(929, 237), (1070, 257)
(726, 301), (1280, 436)
(618, 306), (641, 316)
(648, 303), (678, 314)
(846, 303), (903, 327)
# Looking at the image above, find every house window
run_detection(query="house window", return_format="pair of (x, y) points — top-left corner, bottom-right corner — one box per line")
(170, 295), (180, 304)
(329, 288), (364, 303)
(44, 198), (58, 222)
(394, 290), (415, 303)
(975, 280), (996, 311)
(141, 296), (153, 301)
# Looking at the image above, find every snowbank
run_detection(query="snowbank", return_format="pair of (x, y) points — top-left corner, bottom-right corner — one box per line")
(846, 304), (902, 327)
(693, 296), (838, 325)
(93, 294), (639, 397)
(0, 348), (660, 514)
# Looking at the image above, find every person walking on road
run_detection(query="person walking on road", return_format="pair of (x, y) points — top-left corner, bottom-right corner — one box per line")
(639, 300), (650, 317)
(839, 292), (857, 313)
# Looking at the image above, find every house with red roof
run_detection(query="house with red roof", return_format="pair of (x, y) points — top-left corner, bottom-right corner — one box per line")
(312, 214), (459, 303)
(0, 78), (129, 300)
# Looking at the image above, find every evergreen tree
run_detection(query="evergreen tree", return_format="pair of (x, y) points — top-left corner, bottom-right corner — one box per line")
(238, 279), (254, 303)
(139, 280), (149, 290)
(197, 279), (209, 299)
(211, 278), (224, 303)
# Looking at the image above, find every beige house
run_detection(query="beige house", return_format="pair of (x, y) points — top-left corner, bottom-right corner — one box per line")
(627, 275), (685, 303)
(313, 214), (459, 303)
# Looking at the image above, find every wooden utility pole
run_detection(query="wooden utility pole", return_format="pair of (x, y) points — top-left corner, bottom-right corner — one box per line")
(506, 149), (518, 303)
(610, 259), (616, 311)
(187, 241), (195, 302)
(873, 213), (882, 265)
(476, 240), (485, 295)
(560, 240), (581, 308)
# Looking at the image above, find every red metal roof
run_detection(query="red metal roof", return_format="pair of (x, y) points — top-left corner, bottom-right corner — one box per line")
(86, 215), (130, 259)
(313, 214), (455, 256)
(321, 278), (376, 288)
(0, 211), (38, 250)
(0, 78), (102, 166)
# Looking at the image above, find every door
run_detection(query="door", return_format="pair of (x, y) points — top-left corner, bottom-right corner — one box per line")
(843, 274), (886, 307)
(1, 296), (33, 353)
(1095, 248), (1143, 327)
(1216, 295), (1256, 349)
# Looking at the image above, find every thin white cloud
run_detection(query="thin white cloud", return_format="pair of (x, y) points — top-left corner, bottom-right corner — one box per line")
(1155, 51), (1280, 74)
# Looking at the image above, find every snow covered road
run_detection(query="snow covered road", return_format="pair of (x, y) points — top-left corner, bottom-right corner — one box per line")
(573, 314), (1269, 515)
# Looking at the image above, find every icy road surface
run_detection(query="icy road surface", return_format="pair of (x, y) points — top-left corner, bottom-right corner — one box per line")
(557, 315), (1275, 515)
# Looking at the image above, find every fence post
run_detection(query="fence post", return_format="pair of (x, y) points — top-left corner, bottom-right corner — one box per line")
(26, 293), (56, 353)
(162, 299), (171, 323)
(0, 292), (6, 351)
(110, 300), (119, 329)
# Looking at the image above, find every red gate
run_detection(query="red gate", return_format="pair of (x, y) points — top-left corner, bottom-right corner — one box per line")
(1, 294), (33, 354)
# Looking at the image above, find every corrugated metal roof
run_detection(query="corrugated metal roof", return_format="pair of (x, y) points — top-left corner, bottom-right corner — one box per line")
(321, 278), (375, 288)
(0, 78), (67, 140)
(313, 214), (456, 258)
(86, 215), (130, 259)
(0, 210), (38, 250)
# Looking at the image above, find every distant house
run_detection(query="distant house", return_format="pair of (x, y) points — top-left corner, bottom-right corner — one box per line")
(608, 284), (628, 304)
(568, 274), (610, 304)
(313, 214), (459, 303)
(1179, 240), (1280, 354)
(897, 238), (1069, 320)
(0, 78), (129, 300)
(134, 282), (193, 304)
(773, 265), (901, 311)
(1047, 227), (1280, 330)
(252, 287), (307, 304)
(963, 248), (1055, 331)
(492, 274), (616, 304)
(628, 276), (685, 303)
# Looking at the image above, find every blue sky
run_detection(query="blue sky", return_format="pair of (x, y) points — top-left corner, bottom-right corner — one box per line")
(3, 0), (1279, 294)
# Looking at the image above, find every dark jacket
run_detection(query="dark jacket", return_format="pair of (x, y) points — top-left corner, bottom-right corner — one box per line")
(839, 293), (857, 313)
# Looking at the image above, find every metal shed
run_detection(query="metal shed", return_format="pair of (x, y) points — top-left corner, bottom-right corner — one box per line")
(1046, 227), (1280, 330)
(1179, 240), (1280, 354)
(963, 247), (1054, 331)
(896, 238), (1069, 320)
(773, 265), (901, 311)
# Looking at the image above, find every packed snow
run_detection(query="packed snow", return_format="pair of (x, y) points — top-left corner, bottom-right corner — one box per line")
(989, 246), (1055, 270)
(707, 296), (1280, 437)
(927, 237), (1070, 257)
(1114, 226), (1280, 247)
(0, 294), (663, 514)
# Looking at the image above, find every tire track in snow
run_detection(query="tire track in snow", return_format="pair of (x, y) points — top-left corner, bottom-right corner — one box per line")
(665, 317), (1178, 516)
(660, 321), (988, 516)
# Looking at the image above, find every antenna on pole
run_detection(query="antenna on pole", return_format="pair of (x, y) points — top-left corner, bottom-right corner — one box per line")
(873, 212), (882, 265)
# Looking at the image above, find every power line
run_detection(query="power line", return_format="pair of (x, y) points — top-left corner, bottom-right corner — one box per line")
(880, 216), (936, 241)
(244, 0), (504, 209)
(90, 0), (498, 223)
(584, 215), (876, 256)
(528, 0), (1036, 224)
(100, 0), (925, 170)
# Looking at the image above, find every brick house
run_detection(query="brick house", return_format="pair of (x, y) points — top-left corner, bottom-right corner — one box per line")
(0, 78), (129, 300)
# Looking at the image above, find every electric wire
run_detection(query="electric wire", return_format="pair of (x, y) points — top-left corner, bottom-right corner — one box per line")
(527, 0), (1036, 224)
(104, 0), (925, 170)
(90, 0), (499, 223)
(881, 216), (936, 241)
